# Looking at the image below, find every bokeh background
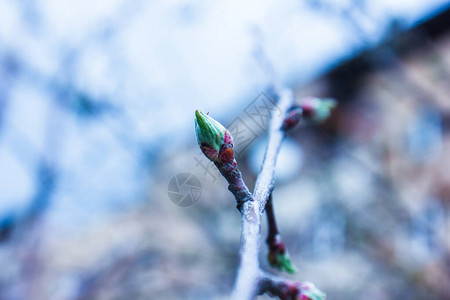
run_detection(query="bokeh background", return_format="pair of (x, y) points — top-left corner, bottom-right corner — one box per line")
(1, 0), (450, 299)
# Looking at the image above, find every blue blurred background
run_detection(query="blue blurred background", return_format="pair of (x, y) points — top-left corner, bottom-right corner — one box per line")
(1, 0), (450, 299)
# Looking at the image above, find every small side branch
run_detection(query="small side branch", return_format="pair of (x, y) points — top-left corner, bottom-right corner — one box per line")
(265, 194), (297, 274)
(266, 194), (280, 245)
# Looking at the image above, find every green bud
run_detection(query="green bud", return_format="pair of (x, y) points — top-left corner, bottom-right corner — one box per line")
(268, 245), (297, 274)
(194, 110), (234, 163)
(314, 98), (336, 122)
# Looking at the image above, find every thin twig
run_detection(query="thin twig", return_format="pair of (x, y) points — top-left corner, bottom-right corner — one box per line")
(265, 194), (279, 245)
(253, 90), (293, 214)
(215, 161), (253, 210)
(231, 89), (293, 299)
(265, 193), (297, 274)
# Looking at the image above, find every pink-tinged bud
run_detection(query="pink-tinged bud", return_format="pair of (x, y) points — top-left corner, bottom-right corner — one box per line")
(282, 107), (303, 131)
(195, 110), (234, 163)
(300, 97), (336, 122)
(288, 284), (299, 296)
(298, 281), (326, 300)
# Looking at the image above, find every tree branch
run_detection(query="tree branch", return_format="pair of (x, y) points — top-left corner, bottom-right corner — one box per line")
(253, 90), (293, 213)
(231, 89), (294, 299)
(194, 90), (333, 300)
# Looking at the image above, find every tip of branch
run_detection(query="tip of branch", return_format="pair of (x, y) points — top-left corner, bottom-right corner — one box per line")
(281, 97), (337, 131)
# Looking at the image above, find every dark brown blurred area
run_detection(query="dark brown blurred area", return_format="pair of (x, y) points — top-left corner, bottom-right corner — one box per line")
(291, 8), (450, 298)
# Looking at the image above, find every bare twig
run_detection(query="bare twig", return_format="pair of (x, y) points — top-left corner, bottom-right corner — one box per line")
(265, 194), (279, 246)
(230, 89), (293, 299)
(265, 194), (296, 274)
(253, 89), (293, 212)
(215, 160), (253, 210)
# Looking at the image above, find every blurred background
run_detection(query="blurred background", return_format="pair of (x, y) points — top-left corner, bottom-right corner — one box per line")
(1, 0), (450, 299)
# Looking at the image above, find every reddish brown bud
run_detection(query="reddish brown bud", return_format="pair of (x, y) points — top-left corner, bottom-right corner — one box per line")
(219, 145), (234, 164)
(282, 107), (302, 131)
